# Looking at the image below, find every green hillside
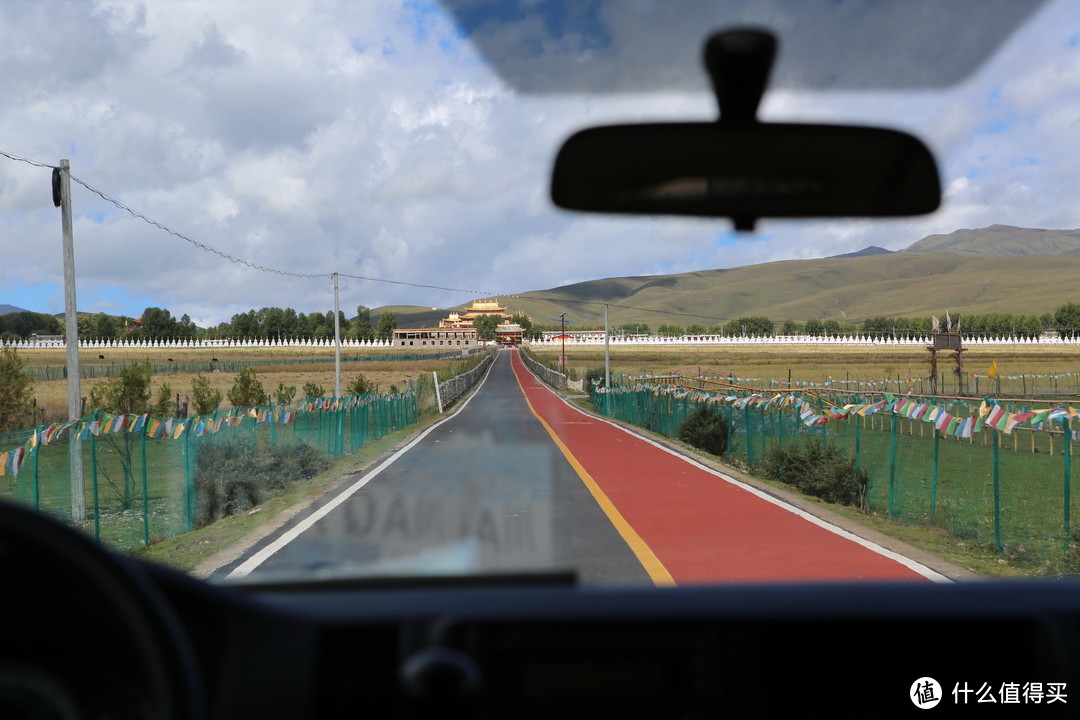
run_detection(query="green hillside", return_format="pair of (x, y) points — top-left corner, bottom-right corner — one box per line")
(383, 226), (1080, 329)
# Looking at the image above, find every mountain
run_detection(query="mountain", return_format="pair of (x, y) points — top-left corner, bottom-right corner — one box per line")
(385, 253), (1080, 330)
(0, 304), (32, 315)
(827, 246), (894, 259)
(903, 225), (1080, 257)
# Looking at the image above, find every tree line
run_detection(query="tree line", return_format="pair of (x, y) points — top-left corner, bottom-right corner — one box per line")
(10, 302), (1080, 343)
(0, 306), (399, 342)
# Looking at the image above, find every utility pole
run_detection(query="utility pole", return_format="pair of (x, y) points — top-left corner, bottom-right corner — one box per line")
(56, 159), (84, 523)
(333, 272), (341, 398)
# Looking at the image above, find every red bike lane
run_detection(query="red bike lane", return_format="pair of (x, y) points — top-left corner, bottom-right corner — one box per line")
(510, 349), (941, 585)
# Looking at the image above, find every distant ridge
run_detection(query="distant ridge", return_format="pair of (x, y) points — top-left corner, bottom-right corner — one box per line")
(903, 225), (1080, 257)
(0, 304), (32, 315)
(827, 246), (895, 259)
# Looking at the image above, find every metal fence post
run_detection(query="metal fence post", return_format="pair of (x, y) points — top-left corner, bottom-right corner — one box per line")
(1065, 418), (1072, 551)
(141, 424), (150, 547)
(743, 405), (753, 466)
(33, 425), (42, 511)
(90, 410), (100, 541)
(184, 421), (193, 533)
(993, 429), (1002, 554)
(931, 428), (940, 524)
(854, 415), (861, 471)
(888, 413), (897, 518)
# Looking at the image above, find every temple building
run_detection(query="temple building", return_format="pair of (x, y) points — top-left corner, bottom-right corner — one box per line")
(439, 299), (512, 329)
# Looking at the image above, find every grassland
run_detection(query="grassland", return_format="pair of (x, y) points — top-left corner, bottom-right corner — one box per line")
(529, 342), (1080, 397)
(391, 252), (1080, 330)
(18, 346), (471, 423)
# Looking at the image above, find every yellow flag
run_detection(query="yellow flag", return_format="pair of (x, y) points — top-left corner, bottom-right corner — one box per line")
(988, 360), (998, 378)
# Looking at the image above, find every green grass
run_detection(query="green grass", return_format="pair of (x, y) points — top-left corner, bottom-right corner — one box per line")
(2, 396), (419, 552)
(128, 417), (441, 571)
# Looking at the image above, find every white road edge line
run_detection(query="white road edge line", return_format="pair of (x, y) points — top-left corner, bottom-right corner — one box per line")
(518, 356), (952, 584)
(226, 351), (500, 579)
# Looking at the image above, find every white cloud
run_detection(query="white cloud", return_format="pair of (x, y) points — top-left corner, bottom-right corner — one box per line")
(0, 0), (1075, 324)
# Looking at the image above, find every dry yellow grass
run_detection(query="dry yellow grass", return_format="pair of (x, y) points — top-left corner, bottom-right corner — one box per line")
(528, 342), (1080, 388)
(18, 347), (471, 422)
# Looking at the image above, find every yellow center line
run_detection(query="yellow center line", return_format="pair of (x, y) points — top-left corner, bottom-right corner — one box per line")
(511, 354), (676, 587)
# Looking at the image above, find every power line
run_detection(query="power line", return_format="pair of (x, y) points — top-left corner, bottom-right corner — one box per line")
(0, 149), (732, 322)
(0, 150), (56, 170)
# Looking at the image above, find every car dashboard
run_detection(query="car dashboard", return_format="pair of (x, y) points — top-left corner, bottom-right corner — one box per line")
(3, 501), (1078, 719)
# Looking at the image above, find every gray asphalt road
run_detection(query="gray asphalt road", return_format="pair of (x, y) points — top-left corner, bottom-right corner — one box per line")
(230, 350), (651, 585)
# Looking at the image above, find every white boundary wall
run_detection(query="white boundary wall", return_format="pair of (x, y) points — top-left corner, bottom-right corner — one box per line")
(5, 333), (1077, 350)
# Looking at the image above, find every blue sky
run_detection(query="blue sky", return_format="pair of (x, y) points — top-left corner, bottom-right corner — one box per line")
(0, 0), (1075, 326)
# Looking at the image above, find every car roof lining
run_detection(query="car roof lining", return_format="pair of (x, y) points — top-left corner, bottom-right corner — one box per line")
(437, 0), (1048, 93)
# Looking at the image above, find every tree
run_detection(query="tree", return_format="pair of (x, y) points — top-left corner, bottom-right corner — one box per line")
(658, 324), (685, 337)
(139, 307), (179, 339)
(87, 361), (171, 508)
(376, 311), (398, 342)
(1055, 303), (1080, 339)
(227, 368), (267, 408)
(94, 313), (119, 339)
(274, 382), (298, 408)
(510, 312), (533, 332)
(804, 318), (826, 336)
(780, 320), (803, 335)
(474, 314), (501, 340)
(303, 382), (325, 399)
(724, 316), (774, 337)
(346, 374), (376, 395)
(0, 347), (34, 432)
(353, 305), (375, 341)
(191, 374), (222, 415)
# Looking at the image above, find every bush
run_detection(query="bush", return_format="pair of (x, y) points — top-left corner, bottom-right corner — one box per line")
(191, 374), (222, 415)
(227, 368), (267, 408)
(678, 404), (729, 456)
(759, 439), (867, 507)
(194, 435), (329, 527)
(274, 382), (297, 408)
(303, 382), (325, 399)
(346, 373), (376, 395)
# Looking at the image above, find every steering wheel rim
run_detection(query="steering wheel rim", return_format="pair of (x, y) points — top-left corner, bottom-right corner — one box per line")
(0, 500), (203, 720)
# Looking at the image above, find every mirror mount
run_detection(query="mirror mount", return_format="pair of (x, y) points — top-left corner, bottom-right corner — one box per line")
(706, 29), (776, 125)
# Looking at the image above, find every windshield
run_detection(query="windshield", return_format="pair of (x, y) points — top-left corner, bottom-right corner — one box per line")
(0, 0), (1077, 586)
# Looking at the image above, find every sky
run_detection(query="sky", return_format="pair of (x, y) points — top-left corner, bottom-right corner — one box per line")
(0, 0), (1076, 328)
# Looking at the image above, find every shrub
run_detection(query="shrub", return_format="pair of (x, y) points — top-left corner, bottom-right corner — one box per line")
(678, 404), (729, 456)
(194, 435), (329, 526)
(760, 439), (867, 507)
(346, 373), (376, 395)
(274, 382), (297, 407)
(227, 368), (267, 408)
(0, 347), (34, 431)
(303, 381), (325, 399)
(191, 374), (222, 415)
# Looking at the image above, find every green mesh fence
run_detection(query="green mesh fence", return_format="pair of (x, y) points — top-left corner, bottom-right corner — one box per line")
(0, 392), (418, 551)
(595, 385), (1077, 568)
(21, 349), (477, 381)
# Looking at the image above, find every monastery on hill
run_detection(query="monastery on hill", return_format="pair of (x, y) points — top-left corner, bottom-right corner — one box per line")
(439, 299), (512, 329)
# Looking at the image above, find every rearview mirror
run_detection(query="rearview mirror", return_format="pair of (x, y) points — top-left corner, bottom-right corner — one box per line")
(550, 28), (941, 231)
(551, 122), (941, 230)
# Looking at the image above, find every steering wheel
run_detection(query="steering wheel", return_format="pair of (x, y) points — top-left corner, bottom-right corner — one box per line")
(0, 500), (203, 719)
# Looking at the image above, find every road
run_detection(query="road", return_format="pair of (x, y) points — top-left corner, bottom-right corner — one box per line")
(224, 349), (944, 585)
